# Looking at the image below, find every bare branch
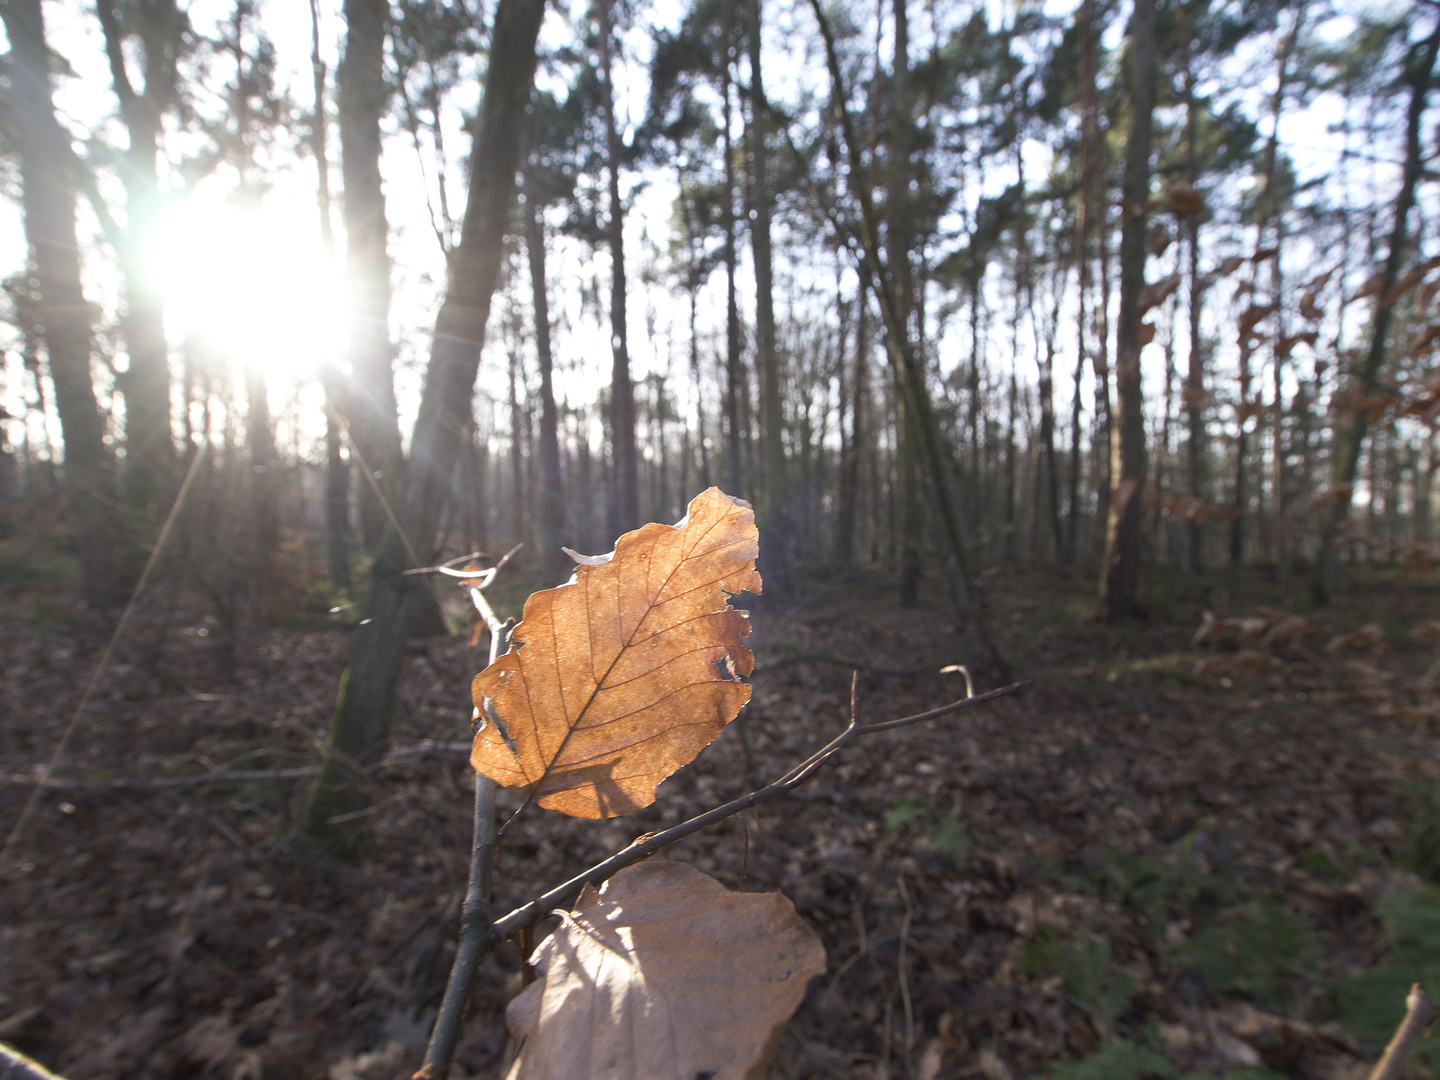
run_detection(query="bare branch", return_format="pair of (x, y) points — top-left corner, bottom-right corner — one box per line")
(489, 681), (1025, 941)
(1367, 984), (1440, 1080)
(1, 1043), (69, 1080)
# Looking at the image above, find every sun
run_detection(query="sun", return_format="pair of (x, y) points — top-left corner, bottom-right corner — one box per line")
(150, 181), (346, 396)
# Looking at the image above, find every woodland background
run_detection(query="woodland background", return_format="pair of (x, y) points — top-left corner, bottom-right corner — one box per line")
(3, 0), (1440, 1076)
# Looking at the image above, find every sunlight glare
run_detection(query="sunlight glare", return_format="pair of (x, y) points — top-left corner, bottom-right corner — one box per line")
(153, 188), (345, 395)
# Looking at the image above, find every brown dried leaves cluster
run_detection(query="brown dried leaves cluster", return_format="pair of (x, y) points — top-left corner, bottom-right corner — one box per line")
(471, 488), (762, 818)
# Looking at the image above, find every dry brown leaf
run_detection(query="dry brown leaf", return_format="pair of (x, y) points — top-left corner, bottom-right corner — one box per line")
(503, 860), (825, 1080)
(1138, 274), (1182, 315)
(471, 487), (761, 818)
(1384, 265), (1427, 304)
(1350, 272), (1384, 302)
(1167, 180), (1205, 217)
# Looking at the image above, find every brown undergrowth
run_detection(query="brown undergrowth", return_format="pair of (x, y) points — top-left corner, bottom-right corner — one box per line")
(2, 559), (1439, 1079)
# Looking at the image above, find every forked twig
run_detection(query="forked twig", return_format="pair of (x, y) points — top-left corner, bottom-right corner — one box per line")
(412, 666), (1024, 1078)
(1367, 984), (1440, 1080)
(416, 564), (512, 1079)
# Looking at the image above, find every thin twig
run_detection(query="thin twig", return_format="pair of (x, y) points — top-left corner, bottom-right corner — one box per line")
(487, 681), (1024, 943)
(1, 445), (207, 868)
(0, 1042), (68, 1080)
(2, 741), (472, 790)
(1367, 984), (1440, 1080)
(417, 570), (512, 1079)
(415, 665), (1022, 1078)
(897, 871), (915, 1053)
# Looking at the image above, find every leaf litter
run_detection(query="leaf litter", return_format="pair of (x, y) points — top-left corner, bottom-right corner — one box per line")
(2, 562), (1440, 1078)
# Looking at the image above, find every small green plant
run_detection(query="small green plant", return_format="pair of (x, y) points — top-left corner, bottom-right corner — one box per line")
(1049, 1040), (1285, 1080)
(884, 797), (971, 866)
(1048, 1039), (1176, 1080)
(1398, 779), (1440, 883)
(1071, 834), (1236, 936)
(1177, 897), (1317, 1005)
(1335, 884), (1440, 1071)
(1025, 930), (1135, 1028)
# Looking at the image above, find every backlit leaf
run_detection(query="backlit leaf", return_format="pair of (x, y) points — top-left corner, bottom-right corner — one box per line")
(471, 488), (761, 818)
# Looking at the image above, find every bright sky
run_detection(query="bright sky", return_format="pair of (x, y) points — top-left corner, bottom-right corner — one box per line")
(0, 0), (1423, 475)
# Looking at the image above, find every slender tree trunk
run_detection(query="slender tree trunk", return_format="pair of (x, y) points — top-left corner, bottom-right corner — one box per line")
(309, 0), (350, 587)
(746, 0), (787, 578)
(339, 0), (402, 552)
(597, 0), (638, 537)
(1182, 8), (1205, 574)
(1098, 0), (1156, 622)
(811, 0), (1014, 677)
(3, 0), (125, 604)
(720, 0), (743, 495)
(525, 161), (565, 582)
(1040, 270), (1064, 559)
(304, 0), (546, 854)
(839, 276), (870, 569)
(889, 0), (921, 604)
(96, 0), (180, 524)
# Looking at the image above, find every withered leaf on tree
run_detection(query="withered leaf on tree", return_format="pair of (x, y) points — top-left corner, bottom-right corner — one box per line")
(1166, 179), (1205, 217)
(1138, 274), (1182, 315)
(1299, 290), (1324, 321)
(471, 487), (761, 818)
(1385, 265), (1428, 304)
(504, 860), (825, 1080)
(1350, 272), (1384, 303)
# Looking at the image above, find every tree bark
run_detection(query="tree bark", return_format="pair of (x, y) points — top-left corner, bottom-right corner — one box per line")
(3, 0), (126, 605)
(597, 0), (638, 538)
(339, 0), (403, 552)
(304, 0), (547, 853)
(311, 0), (351, 588)
(721, 0), (743, 495)
(95, 0), (181, 523)
(1181, 7), (1205, 574)
(747, 0), (787, 580)
(1098, 0), (1157, 622)
(524, 159), (566, 583)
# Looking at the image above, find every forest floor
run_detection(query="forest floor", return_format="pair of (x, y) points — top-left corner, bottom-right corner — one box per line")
(3, 549), (1440, 1080)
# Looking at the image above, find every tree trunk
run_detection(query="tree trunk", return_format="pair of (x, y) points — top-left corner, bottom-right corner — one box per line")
(304, 0), (546, 854)
(1182, 7), (1205, 574)
(747, 0), (787, 580)
(311, 0), (350, 588)
(339, 0), (403, 551)
(810, 0), (1014, 678)
(3, 0), (126, 605)
(525, 160), (566, 583)
(1067, 0), (1097, 566)
(1098, 0), (1157, 622)
(839, 278), (870, 569)
(598, 0), (638, 538)
(1309, 23), (1440, 599)
(95, 0), (180, 524)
